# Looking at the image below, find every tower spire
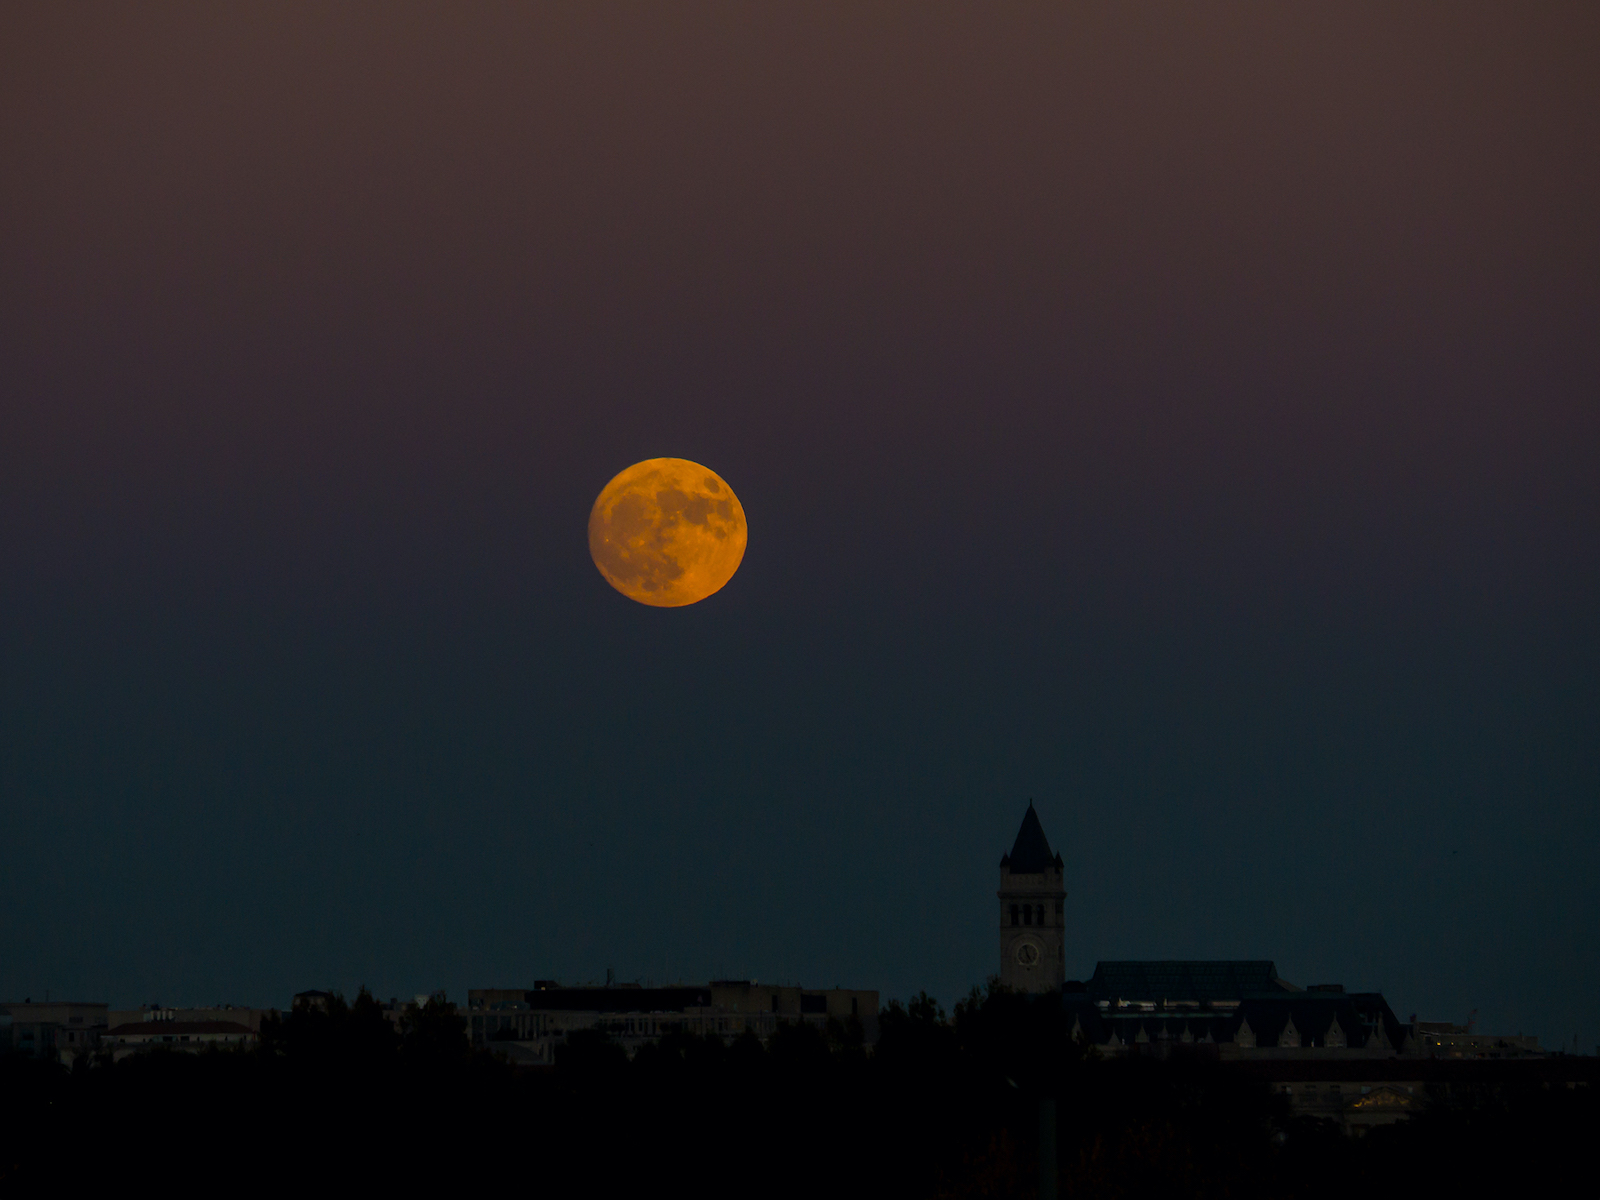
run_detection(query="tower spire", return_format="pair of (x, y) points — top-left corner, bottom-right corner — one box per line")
(1001, 803), (1062, 872)
(997, 801), (1067, 992)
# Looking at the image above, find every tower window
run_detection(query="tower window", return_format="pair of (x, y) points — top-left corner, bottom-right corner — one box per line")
(1023, 906), (1032, 926)
(1010, 904), (1019, 926)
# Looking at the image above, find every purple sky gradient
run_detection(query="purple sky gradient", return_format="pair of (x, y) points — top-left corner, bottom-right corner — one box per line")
(1, 4), (1596, 1044)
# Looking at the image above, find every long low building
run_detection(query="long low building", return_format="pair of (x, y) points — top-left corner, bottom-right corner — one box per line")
(100, 1019), (258, 1060)
(99, 1006), (273, 1061)
(1059, 961), (1544, 1065)
(1229, 1055), (1600, 1133)
(1053, 959), (1578, 1131)
(466, 980), (879, 1064)
(1061, 961), (1409, 1058)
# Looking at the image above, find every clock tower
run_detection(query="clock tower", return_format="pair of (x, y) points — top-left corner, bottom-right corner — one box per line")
(998, 801), (1066, 992)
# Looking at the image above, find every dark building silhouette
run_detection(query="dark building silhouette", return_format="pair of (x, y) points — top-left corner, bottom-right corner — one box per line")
(465, 980), (878, 1063)
(1059, 961), (1404, 1057)
(998, 802), (1066, 992)
(993, 801), (1583, 1130)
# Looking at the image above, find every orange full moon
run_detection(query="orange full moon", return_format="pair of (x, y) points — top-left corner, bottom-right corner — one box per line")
(588, 458), (748, 607)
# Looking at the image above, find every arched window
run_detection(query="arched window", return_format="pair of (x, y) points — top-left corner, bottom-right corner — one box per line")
(1023, 905), (1033, 926)
(1009, 904), (1019, 926)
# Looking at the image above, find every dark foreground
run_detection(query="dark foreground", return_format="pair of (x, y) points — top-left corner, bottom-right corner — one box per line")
(3, 987), (1593, 1196)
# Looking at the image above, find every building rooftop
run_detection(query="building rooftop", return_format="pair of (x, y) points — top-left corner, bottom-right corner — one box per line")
(1086, 961), (1296, 1002)
(1000, 801), (1063, 873)
(105, 1021), (254, 1037)
(506, 987), (716, 1013)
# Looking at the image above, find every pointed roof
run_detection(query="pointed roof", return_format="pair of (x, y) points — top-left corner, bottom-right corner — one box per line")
(1053, 987), (1406, 1055)
(1000, 801), (1062, 872)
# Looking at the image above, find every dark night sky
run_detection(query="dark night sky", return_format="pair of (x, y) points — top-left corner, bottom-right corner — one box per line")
(2, 4), (1596, 1044)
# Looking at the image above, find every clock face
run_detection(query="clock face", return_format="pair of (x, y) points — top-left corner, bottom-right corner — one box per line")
(1015, 940), (1041, 967)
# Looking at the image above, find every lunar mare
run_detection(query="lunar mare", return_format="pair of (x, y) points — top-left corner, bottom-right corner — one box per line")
(588, 458), (747, 606)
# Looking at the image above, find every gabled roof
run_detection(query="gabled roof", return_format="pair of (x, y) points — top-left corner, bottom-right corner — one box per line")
(1060, 988), (1405, 1051)
(1000, 802), (1062, 872)
(1228, 995), (1403, 1049)
(1087, 961), (1285, 1002)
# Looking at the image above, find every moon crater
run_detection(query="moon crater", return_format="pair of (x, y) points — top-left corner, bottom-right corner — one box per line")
(588, 458), (747, 606)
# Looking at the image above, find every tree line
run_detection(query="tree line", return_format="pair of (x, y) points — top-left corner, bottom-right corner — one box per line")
(1, 982), (1590, 1195)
